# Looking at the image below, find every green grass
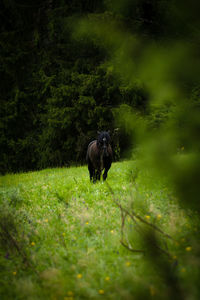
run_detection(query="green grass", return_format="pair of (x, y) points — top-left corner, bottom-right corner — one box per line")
(0, 161), (199, 300)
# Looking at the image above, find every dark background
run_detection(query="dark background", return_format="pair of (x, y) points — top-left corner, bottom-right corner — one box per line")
(0, 0), (199, 174)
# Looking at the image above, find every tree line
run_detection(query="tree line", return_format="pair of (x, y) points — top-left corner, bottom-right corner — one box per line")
(1, 0), (199, 173)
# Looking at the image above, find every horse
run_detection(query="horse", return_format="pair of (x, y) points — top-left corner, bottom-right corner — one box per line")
(86, 131), (112, 182)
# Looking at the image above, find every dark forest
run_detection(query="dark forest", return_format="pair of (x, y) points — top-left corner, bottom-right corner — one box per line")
(1, 0), (200, 174)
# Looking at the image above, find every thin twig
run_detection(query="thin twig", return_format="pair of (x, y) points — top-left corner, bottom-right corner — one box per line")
(106, 182), (175, 258)
(0, 222), (29, 265)
(0, 222), (39, 273)
(120, 240), (144, 253)
(106, 182), (174, 241)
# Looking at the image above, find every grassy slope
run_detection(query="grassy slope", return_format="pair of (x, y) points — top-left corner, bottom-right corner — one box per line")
(0, 161), (199, 299)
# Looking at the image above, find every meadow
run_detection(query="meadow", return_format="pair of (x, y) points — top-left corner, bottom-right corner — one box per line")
(0, 161), (199, 300)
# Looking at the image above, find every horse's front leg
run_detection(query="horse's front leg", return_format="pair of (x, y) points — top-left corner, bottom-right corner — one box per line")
(103, 169), (108, 181)
(92, 170), (97, 183)
(93, 169), (100, 183)
(103, 161), (111, 181)
(88, 161), (94, 182)
(96, 169), (101, 181)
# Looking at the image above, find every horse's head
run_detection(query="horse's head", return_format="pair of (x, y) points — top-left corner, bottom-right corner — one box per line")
(97, 131), (111, 157)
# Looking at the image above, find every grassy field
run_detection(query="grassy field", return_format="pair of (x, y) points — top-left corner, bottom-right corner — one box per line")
(0, 161), (199, 300)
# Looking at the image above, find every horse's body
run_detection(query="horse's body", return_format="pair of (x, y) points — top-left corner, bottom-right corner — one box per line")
(86, 132), (112, 182)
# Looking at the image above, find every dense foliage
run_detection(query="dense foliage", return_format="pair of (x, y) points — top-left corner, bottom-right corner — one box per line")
(1, 0), (200, 179)
(0, 0), (148, 173)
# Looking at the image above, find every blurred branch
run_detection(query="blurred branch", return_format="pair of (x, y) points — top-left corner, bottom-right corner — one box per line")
(120, 209), (144, 253)
(0, 221), (30, 266)
(106, 182), (175, 258)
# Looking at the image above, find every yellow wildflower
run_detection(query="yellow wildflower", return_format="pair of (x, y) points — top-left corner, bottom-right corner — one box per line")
(185, 246), (192, 252)
(181, 268), (186, 273)
(85, 221), (89, 225)
(62, 233), (66, 236)
(67, 291), (74, 296)
(110, 230), (114, 234)
(157, 214), (162, 220)
(145, 215), (150, 221)
(150, 286), (156, 296)
(44, 219), (48, 223)
(77, 273), (82, 279)
(13, 271), (17, 275)
(31, 242), (35, 246)
(105, 276), (110, 281)
(125, 261), (131, 267)
(98, 289), (104, 295)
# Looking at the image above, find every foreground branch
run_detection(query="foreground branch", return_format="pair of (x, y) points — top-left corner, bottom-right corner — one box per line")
(106, 182), (176, 258)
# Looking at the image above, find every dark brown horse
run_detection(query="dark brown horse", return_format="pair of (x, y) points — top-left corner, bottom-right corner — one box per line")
(86, 131), (112, 182)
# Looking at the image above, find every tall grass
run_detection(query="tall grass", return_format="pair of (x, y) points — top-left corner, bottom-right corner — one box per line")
(0, 161), (199, 299)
